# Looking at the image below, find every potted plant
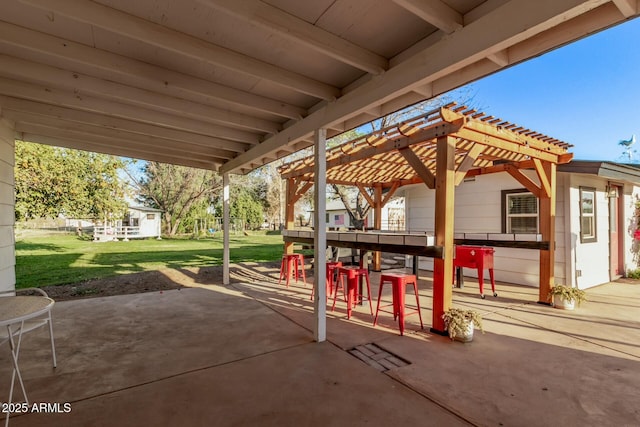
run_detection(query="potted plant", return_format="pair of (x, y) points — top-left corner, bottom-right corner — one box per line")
(442, 308), (484, 342)
(548, 285), (586, 310)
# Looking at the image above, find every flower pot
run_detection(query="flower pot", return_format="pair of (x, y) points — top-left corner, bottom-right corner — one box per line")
(553, 294), (575, 310)
(454, 321), (474, 342)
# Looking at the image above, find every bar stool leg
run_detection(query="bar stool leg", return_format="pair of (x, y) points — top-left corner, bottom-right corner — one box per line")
(364, 272), (373, 315)
(411, 279), (424, 329)
(373, 280), (386, 326)
(346, 275), (359, 319)
(396, 282), (406, 335)
(299, 256), (307, 286)
(331, 273), (345, 312)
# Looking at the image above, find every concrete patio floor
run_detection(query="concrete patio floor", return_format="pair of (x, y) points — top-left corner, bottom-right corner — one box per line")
(2, 263), (639, 426)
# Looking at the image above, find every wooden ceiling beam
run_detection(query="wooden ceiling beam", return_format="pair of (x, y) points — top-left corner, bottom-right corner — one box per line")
(9, 111), (237, 159)
(392, 0), (463, 34)
(198, 0), (388, 74)
(0, 54), (281, 134)
(20, 0), (340, 100)
(18, 131), (221, 169)
(0, 22), (305, 120)
(0, 77), (261, 144)
(612, 0), (638, 17)
(0, 96), (250, 153)
(15, 121), (225, 163)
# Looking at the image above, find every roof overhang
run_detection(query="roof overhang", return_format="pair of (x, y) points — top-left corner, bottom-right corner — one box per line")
(558, 160), (640, 184)
(0, 0), (637, 173)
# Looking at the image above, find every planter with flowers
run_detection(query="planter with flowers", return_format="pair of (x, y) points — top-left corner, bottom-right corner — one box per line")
(548, 285), (586, 310)
(442, 308), (484, 342)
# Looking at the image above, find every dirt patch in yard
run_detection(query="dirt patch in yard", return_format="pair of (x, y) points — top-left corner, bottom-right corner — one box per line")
(39, 261), (284, 301)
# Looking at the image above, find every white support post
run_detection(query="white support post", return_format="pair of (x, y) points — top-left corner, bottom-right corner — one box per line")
(313, 128), (327, 342)
(223, 172), (230, 285)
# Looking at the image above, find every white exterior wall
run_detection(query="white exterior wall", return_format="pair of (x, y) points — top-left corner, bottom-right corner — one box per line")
(130, 209), (161, 237)
(0, 116), (15, 292)
(405, 171), (567, 287)
(138, 212), (160, 237)
(566, 174), (616, 289)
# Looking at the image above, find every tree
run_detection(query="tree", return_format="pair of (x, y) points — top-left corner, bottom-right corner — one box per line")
(14, 141), (127, 221)
(131, 162), (221, 236)
(214, 174), (264, 230)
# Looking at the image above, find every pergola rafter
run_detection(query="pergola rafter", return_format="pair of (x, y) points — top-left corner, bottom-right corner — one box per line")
(279, 103), (572, 187)
(279, 103), (573, 333)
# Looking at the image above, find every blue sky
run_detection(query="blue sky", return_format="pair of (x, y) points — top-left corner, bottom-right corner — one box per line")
(452, 16), (640, 162)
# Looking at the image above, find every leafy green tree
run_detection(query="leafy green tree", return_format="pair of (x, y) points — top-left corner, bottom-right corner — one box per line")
(214, 174), (264, 230)
(131, 162), (221, 236)
(250, 162), (284, 228)
(14, 141), (127, 221)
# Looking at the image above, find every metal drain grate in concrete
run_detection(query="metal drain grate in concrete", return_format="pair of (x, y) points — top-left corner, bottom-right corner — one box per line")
(348, 343), (410, 372)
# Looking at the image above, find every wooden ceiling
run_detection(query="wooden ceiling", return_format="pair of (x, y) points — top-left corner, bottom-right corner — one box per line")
(0, 1), (637, 174)
(278, 103), (573, 188)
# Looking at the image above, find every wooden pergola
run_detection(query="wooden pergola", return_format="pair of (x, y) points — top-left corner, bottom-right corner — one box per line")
(279, 103), (573, 334)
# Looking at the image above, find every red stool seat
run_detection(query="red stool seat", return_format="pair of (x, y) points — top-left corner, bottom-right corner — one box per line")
(373, 273), (423, 335)
(310, 261), (342, 301)
(279, 253), (307, 288)
(332, 266), (373, 319)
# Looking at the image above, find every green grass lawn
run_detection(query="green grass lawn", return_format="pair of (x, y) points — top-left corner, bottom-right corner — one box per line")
(15, 232), (288, 288)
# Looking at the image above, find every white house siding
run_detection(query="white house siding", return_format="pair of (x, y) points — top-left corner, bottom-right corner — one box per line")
(0, 116), (15, 292)
(566, 174), (617, 289)
(405, 171), (566, 287)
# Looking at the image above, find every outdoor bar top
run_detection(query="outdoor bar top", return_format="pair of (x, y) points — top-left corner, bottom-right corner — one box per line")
(282, 229), (549, 260)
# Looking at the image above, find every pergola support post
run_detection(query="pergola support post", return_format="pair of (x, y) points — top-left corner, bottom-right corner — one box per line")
(538, 161), (556, 303)
(431, 136), (455, 334)
(222, 172), (230, 285)
(284, 178), (296, 254)
(313, 128), (327, 342)
(373, 184), (383, 271)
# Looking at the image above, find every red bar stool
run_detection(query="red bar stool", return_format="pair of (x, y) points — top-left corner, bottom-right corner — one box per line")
(373, 273), (423, 335)
(310, 261), (342, 301)
(332, 266), (373, 319)
(279, 253), (307, 288)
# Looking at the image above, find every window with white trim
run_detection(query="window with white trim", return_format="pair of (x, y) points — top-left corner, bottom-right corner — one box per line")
(502, 189), (538, 233)
(579, 187), (597, 243)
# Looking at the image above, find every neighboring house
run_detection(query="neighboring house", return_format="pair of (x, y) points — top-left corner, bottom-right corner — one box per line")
(323, 199), (363, 229)
(94, 206), (163, 241)
(124, 206), (163, 238)
(403, 161), (640, 290)
(309, 198), (405, 230)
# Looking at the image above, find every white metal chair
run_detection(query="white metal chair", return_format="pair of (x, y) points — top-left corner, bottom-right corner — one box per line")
(0, 288), (56, 426)
(0, 287), (57, 369)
